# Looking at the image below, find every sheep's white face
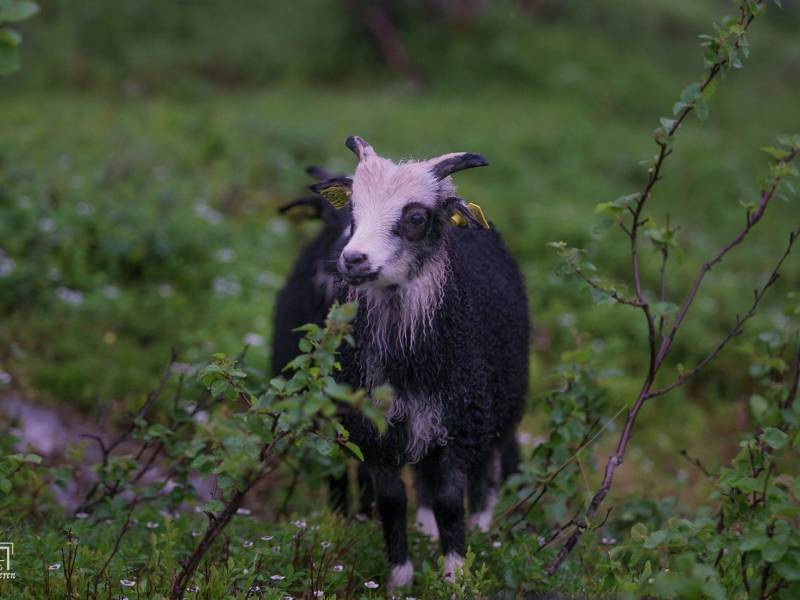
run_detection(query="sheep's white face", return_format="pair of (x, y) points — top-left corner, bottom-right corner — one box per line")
(341, 155), (451, 288)
(311, 136), (488, 291)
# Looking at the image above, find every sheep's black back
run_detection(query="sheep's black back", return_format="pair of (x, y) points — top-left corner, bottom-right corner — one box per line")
(270, 205), (349, 375)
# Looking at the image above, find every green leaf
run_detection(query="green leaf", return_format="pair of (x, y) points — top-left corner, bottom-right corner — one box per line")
(345, 440), (364, 461)
(0, 477), (11, 493)
(0, 28), (20, 74)
(761, 427), (788, 449)
(203, 499), (225, 513)
(210, 379), (229, 397)
(0, 0), (38, 23)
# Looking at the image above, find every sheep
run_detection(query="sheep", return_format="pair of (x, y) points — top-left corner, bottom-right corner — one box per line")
(270, 166), (375, 515)
(311, 136), (530, 591)
(270, 165), (351, 377)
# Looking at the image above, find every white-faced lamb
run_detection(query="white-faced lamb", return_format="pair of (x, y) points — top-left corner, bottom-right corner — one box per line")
(311, 136), (529, 590)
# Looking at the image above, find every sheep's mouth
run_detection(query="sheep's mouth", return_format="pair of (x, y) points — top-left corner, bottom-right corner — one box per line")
(342, 270), (381, 286)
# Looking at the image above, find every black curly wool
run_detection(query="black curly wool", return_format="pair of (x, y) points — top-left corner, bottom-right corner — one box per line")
(337, 223), (529, 565)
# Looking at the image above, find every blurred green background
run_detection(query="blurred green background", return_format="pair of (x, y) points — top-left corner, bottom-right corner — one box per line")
(1, 0), (799, 505)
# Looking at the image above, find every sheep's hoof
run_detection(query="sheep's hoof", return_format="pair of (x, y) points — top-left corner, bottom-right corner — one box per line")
(467, 509), (493, 533)
(442, 553), (464, 582)
(388, 560), (414, 591)
(415, 507), (439, 541)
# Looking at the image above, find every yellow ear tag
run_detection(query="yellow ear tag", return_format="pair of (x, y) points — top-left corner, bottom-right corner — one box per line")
(449, 211), (468, 227)
(449, 202), (490, 229)
(319, 186), (351, 209)
(468, 202), (490, 229)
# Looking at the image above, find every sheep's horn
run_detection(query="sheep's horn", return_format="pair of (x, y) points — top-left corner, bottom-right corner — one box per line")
(430, 152), (489, 180)
(345, 135), (376, 161)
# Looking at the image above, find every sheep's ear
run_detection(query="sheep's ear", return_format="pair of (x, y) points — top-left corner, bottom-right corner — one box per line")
(444, 197), (491, 229)
(429, 152), (488, 181)
(278, 197), (326, 221)
(309, 176), (353, 209)
(345, 135), (376, 161)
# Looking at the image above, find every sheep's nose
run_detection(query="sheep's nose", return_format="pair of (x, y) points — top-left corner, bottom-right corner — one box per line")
(342, 250), (368, 268)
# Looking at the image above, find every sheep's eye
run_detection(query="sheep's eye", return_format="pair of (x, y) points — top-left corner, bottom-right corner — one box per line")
(408, 212), (426, 227)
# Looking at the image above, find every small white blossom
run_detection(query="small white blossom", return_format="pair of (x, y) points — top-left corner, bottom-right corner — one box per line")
(191, 531), (201, 537)
(236, 507), (252, 516)
(75, 512), (89, 520)
(242, 540), (253, 548)
(39, 218), (56, 233)
(260, 535), (274, 542)
(57, 287), (84, 306)
(272, 545), (281, 553)
(320, 541), (332, 550)
(268, 219), (288, 236)
(291, 520), (307, 529)
(313, 592), (324, 598)
(243, 333), (265, 347)
(146, 521), (159, 529)
(49, 563), (61, 571)
(364, 581), (379, 589)
(185, 586), (199, 593)
(270, 574), (286, 581)
(212, 276), (241, 297)
(193, 200), (223, 225)
(492, 541), (502, 548)
(0, 250), (15, 278)
(215, 247), (236, 263)
(120, 579), (136, 587)
(332, 564), (344, 573)
(601, 536), (617, 545)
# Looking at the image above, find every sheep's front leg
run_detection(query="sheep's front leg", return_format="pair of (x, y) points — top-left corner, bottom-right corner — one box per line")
(372, 468), (412, 591)
(429, 451), (467, 581)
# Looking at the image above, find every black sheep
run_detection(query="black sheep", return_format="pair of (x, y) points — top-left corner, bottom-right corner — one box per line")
(312, 136), (530, 590)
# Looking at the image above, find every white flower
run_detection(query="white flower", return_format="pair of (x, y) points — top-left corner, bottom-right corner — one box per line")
(236, 507), (252, 516)
(270, 574), (286, 581)
(56, 287), (84, 306)
(120, 579), (136, 587)
(364, 581), (379, 589)
(146, 521), (159, 529)
(242, 540), (253, 548)
(38, 218), (56, 233)
(212, 276), (241, 297)
(185, 586), (199, 593)
(268, 219), (288, 236)
(191, 531), (201, 537)
(75, 512), (89, 520)
(332, 564), (344, 573)
(215, 247), (236, 263)
(249, 585), (261, 592)
(193, 200), (223, 225)
(272, 545), (281, 553)
(260, 535), (273, 542)
(313, 592), (324, 598)
(601, 536), (617, 545)
(320, 541), (332, 550)
(0, 250), (15, 277)
(243, 333), (265, 347)
(49, 563), (61, 571)
(492, 540), (502, 548)
(291, 520), (307, 529)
